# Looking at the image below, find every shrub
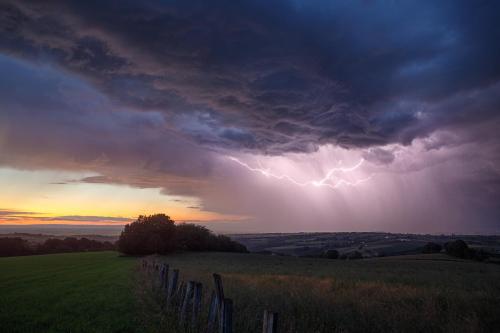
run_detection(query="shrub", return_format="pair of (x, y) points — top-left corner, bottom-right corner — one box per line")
(176, 223), (213, 251)
(323, 249), (339, 259)
(0, 236), (116, 257)
(422, 242), (442, 254)
(347, 251), (363, 260)
(118, 214), (177, 255)
(0, 237), (32, 257)
(37, 237), (116, 254)
(444, 239), (489, 261)
(444, 240), (468, 258)
(212, 234), (248, 253)
(117, 215), (248, 255)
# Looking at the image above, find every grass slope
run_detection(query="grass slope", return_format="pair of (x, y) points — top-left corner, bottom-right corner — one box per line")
(2, 251), (500, 332)
(0, 251), (139, 333)
(147, 252), (500, 333)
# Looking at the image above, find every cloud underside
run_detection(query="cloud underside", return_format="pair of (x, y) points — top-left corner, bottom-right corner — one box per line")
(0, 1), (499, 232)
(1, 0), (499, 153)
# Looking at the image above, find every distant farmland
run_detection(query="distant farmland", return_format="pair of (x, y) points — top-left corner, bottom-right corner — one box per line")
(230, 232), (500, 258)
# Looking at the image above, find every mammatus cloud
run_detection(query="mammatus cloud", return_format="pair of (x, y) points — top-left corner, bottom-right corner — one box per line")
(1, 1), (499, 153)
(0, 1), (499, 232)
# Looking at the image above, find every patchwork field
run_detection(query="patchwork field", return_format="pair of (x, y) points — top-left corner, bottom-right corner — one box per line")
(230, 232), (500, 258)
(2, 251), (500, 332)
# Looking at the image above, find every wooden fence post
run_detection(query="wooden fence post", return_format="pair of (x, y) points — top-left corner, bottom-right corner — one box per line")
(178, 281), (186, 306)
(160, 264), (169, 290)
(166, 269), (179, 308)
(206, 290), (218, 333)
(179, 281), (195, 324)
(262, 310), (278, 333)
(191, 282), (203, 328)
(213, 273), (226, 333)
(213, 273), (225, 301)
(220, 298), (233, 333)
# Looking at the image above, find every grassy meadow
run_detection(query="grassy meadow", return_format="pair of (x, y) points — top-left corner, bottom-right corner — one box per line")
(0, 252), (140, 333)
(144, 252), (500, 333)
(1, 251), (500, 332)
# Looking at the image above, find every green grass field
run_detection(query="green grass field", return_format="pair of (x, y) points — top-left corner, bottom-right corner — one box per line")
(0, 252), (140, 333)
(2, 251), (500, 332)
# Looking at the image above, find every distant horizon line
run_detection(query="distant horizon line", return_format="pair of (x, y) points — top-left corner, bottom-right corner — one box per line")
(0, 224), (498, 237)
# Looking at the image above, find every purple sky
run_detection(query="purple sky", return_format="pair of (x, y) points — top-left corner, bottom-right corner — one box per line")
(0, 1), (499, 233)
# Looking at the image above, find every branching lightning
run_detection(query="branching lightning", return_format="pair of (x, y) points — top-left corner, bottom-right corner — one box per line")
(228, 156), (372, 189)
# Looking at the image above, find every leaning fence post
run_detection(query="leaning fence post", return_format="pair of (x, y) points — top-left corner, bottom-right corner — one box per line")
(213, 273), (225, 332)
(166, 269), (179, 308)
(263, 310), (278, 333)
(161, 264), (169, 290)
(191, 282), (203, 328)
(180, 281), (195, 324)
(220, 298), (233, 333)
(206, 290), (218, 333)
(213, 273), (225, 301)
(178, 281), (186, 306)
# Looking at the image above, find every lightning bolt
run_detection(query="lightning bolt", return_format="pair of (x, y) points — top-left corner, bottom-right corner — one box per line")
(228, 156), (372, 189)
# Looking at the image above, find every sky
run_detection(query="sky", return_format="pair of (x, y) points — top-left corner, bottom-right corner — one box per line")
(0, 0), (499, 234)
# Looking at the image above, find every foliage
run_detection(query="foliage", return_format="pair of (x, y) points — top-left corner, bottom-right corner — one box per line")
(118, 214), (248, 255)
(444, 239), (489, 261)
(339, 250), (363, 260)
(0, 237), (115, 257)
(422, 242), (442, 254)
(118, 214), (177, 255)
(38, 237), (115, 254)
(322, 249), (339, 259)
(0, 237), (32, 257)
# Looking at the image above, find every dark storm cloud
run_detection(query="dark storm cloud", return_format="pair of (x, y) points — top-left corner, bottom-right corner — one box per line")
(2, 0), (499, 153)
(362, 148), (395, 165)
(0, 55), (214, 196)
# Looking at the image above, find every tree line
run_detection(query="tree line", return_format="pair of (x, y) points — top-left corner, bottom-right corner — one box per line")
(0, 214), (247, 257)
(0, 237), (115, 257)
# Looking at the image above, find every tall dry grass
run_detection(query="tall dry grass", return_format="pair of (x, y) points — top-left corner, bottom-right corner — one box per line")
(137, 252), (500, 332)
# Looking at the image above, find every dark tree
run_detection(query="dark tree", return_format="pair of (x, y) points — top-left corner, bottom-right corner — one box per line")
(176, 223), (213, 251)
(117, 214), (247, 255)
(444, 240), (469, 258)
(118, 214), (177, 255)
(176, 223), (248, 253)
(38, 238), (72, 253)
(422, 242), (442, 254)
(212, 234), (248, 253)
(444, 239), (489, 261)
(347, 251), (363, 260)
(323, 249), (339, 259)
(0, 238), (32, 257)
